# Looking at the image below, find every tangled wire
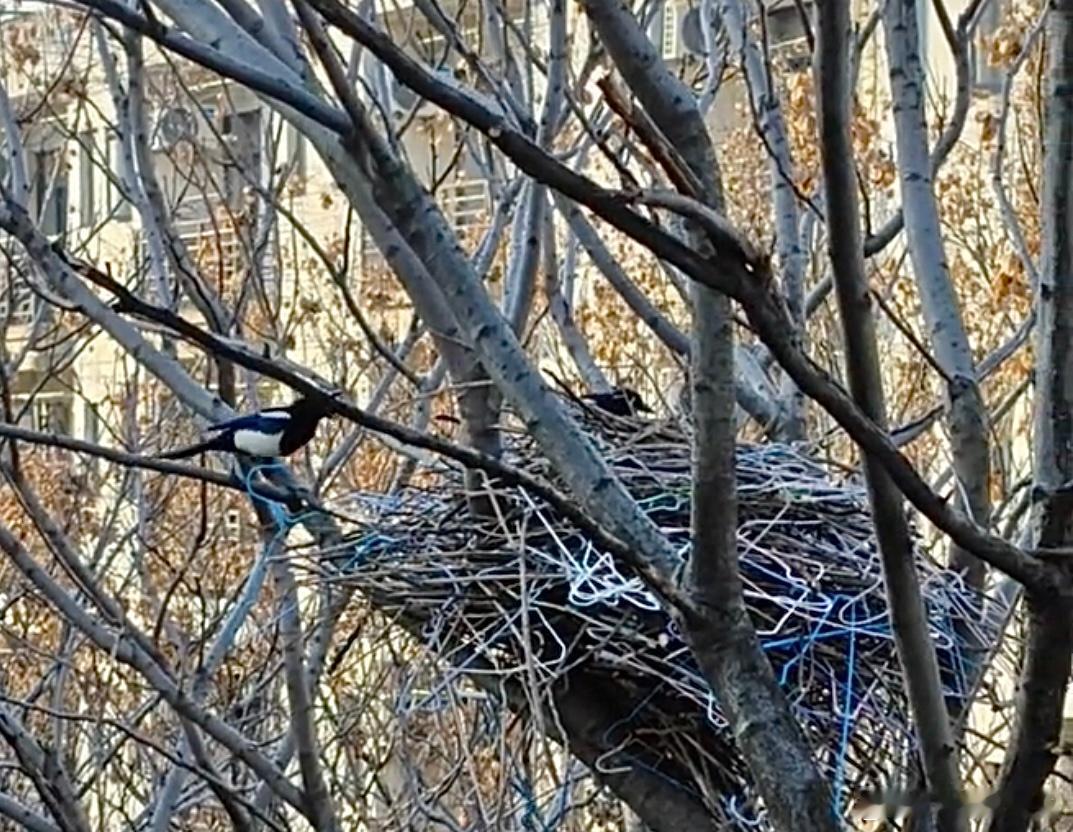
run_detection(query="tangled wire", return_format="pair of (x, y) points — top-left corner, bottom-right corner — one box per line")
(320, 403), (1002, 829)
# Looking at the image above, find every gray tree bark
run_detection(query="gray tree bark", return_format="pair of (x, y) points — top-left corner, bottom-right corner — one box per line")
(718, 0), (807, 440)
(988, 4), (1073, 829)
(579, 1), (837, 829)
(882, 0), (991, 590)
(814, 1), (963, 828)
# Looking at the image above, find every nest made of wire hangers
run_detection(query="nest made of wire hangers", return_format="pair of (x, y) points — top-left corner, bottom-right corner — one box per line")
(325, 401), (996, 827)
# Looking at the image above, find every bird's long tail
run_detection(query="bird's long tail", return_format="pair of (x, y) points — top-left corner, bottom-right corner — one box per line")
(154, 436), (228, 460)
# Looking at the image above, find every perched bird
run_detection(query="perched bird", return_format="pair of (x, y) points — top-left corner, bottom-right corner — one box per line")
(582, 387), (652, 417)
(157, 395), (337, 460)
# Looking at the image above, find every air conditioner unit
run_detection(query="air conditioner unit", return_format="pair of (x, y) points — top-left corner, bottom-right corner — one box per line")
(150, 105), (198, 151)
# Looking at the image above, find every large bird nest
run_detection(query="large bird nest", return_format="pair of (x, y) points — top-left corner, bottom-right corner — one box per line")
(321, 402), (998, 828)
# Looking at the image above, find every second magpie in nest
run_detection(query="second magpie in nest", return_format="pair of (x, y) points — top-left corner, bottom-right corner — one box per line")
(582, 387), (652, 417)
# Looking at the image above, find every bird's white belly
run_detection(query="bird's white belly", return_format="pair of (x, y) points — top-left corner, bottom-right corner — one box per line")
(232, 428), (285, 457)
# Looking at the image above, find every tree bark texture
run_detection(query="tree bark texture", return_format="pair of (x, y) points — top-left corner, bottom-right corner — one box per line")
(882, 0), (991, 590)
(989, 4), (1073, 829)
(581, 1), (837, 829)
(814, 1), (963, 826)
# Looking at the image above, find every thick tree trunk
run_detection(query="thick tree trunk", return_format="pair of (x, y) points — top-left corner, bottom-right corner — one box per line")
(580, 1), (837, 829)
(814, 1), (963, 827)
(882, 0), (991, 590)
(989, 5), (1073, 829)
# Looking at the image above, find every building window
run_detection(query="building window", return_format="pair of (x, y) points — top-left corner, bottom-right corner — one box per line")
(78, 132), (95, 226)
(223, 508), (243, 540)
(0, 270), (34, 327)
(440, 179), (488, 232)
(222, 109), (263, 209)
(11, 394), (73, 435)
(34, 397), (71, 435)
(106, 132), (132, 221)
(81, 131), (132, 226)
(766, 1), (810, 47)
(83, 401), (100, 444)
(761, 1), (812, 72)
(30, 148), (68, 238)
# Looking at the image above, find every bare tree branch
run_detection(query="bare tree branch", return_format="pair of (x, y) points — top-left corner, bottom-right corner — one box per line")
(863, 0), (979, 257)
(0, 704), (90, 832)
(0, 522), (311, 817)
(0, 793), (62, 832)
(59, 0), (1060, 590)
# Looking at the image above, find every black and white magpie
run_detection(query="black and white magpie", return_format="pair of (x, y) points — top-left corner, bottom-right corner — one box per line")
(157, 395), (336, 460)
(582, 387), (652, 417)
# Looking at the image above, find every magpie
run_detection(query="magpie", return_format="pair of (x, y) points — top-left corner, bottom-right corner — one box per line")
(582, 387), (652, 417)
(156, 395), (337, 460)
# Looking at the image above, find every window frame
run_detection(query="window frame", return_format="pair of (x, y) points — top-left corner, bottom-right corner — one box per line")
(11, 391), (74, 436)
(30, 145), (69, 239)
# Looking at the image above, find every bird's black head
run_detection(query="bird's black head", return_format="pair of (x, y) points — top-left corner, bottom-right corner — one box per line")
(583, 386), (652, 417)
(618, 387), (652, 414)
(288, 389), (344, 420)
